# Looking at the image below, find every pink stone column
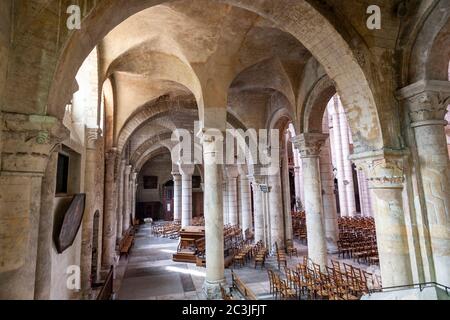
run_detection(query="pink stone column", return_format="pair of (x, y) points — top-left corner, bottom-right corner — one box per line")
(329, 98), (348, 217)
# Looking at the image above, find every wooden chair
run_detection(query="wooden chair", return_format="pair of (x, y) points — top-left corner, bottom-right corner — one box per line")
(285, 239), (298, 257)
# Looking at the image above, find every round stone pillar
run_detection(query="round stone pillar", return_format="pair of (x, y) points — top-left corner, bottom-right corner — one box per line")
(329, 101), (348, 217)
(319, 132), (339, 253)
(116, 160), (125, 239)
(172, 171), (182, 222)
(294, 133), (328, 269)
(399, 81), (450, 287)
(268, 169), (285, 251)
(354, 151), (413, 287)
(226, 165), (239, 226)
(238, 165), (253, 238)
(179, 163), (195, 228)
(200, 130), (226, 299)
(122, 165), (132, 234)
(80, 128), (101, 299)
(102, 149), (119, 268)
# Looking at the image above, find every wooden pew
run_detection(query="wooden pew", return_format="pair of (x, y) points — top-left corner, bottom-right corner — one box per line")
(96, 266), (114, 300)
(231, 270), (258, 300)
(119, 228), (135, 257)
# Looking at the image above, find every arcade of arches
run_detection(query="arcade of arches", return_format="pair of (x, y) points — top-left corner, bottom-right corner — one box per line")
(0, 0), (449, 300)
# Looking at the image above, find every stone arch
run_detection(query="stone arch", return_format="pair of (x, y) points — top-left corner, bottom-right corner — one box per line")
(116, 97), (197, 154)
(136, 144), (174, 173)
(44, 0), (384, 152)
(407, 1), (450, 83)
(130, 132), (174, 165)
(302, 75), (336, 134)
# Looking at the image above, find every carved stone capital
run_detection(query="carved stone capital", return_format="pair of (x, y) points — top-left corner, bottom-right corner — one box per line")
(105, 148), (119, 164)
(1, 113), (70, 174)
(86, 127), (102, 150)
(124, 165), (132, 176)
(292, 133), (328, 158)
(397, 80), (450, 127)
(351, 149), (408, 189)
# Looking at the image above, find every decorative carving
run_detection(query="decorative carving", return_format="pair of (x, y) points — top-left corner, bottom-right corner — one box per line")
(36, 131), (50, 144)
(292, 133), (328, 158)
(86, 127), (102, 150)
(353, 152), (406, 189)
(407, 91), (449, 124)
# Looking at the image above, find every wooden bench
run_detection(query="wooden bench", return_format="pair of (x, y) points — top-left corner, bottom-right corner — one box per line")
(231, 270), (258, 300)
(96, 266), (114, 300)
(119, 228), (135, 257)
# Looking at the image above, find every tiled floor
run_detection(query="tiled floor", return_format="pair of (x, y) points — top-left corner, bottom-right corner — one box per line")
(115, 223), (380, 300)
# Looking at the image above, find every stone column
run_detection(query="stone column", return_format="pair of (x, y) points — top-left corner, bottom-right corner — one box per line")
(226, 165), (239, 226)
(338, 102), (356, 217)
(172, 171), (182, 222)
(179, 163), (195, 228)
(250, 171), (265, 244)
(329, 100), (348, 217)
(131, 171), (137, 221)
(353, 151), (413, 287)
(238, 165), (253, 238)
(319, 131), (339, 253)
(122, 165), (132, 233)
(200, 130), (226, 299)
(34, 150), (59, 300)
(223, 178), (229, 225)
(268, 166), (285, 251)
(80, 128), (101, 299)
(102, 149), (118, 268)
(0, 113), (68, 299)
(399, 81), (450, 287)
(116, 160), (125, 240)
(294, 133), (328, 269)
(282, 142), (293, 243)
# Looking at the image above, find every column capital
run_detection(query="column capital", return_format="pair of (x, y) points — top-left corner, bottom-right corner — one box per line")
(292, 133), (328, 158)
(178, 163), (195, 176)
(105, 148), (118, 161)
(85, 127), (102, 150)
(124, 165), (132, 175)
(1, 113), (70, 174)
(350, 148), (409, 189)
(397, 80), (450, 127)
(131, 172), (138, 180)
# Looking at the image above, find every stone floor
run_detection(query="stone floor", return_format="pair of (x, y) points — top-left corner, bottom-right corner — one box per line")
(115, 223), (381, 300)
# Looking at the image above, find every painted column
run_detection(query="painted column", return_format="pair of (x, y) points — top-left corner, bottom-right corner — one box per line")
(226, 165), (239, 226)
(329, 99), (348, 217)
(399, 81), (450, 287)
(80, 128), (101, 299)
(238, 165), (253, 238)
(200, 130), (226, 299)
(294, 133), (328, 269)
(179, 164), (195, 228)
(268, 164), (285, 251)
(172, 171), (182, 222)
(353, 151), (413, 287)
(102, 149), (119, 268)
(320, 119), (339, 253)
(122, 165), (132, 233)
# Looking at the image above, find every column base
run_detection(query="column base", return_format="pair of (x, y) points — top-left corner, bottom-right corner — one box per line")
(326, 241), (339, 254)
(361, 286), (450, 300)
(202, 278), (228, 300)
